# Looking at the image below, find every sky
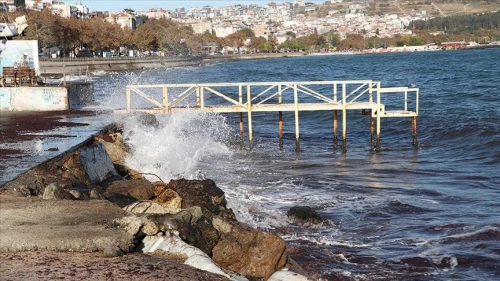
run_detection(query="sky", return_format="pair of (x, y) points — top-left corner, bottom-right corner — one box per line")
(83, 1), (324, 12)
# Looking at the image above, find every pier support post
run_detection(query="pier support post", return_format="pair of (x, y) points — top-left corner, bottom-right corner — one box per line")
(162, 87), (169, 113)
(196, 87), (200, 107)
(376, 82), (381, 152)
(294, 84), (300, 152)
(278, 84), (283, 148)
(333, 110), (338, 150)
(412, 116), (418, 147)
(239, 112), (244, 141)
(370, 116), (375, 148)
(342, 83), (347, 153)
(247, 85), (253, 149)
(238, 85), (244, 143)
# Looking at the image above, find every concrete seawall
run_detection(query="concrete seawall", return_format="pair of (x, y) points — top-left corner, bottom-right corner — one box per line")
(39, 57), (202, 77)
(0, 87), (69, 111)
(39, 52), (307, 77)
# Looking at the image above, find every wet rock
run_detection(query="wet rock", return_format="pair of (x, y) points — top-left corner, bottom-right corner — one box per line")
(212, 223), (287, 280)
(141, 207), (204, 236)
(68, 189), (89, 200)
(96, 132), (130, 165)
(103, 244), (124, 258)
(284, 257), (310, 278)
(153, 188), (182, 211)
(438, 256), (458, 268)
(123, 201), (180, 215)
(11, 185), (34, 197)
(400, 257), (433, 267)
(80, 142), (120, 186)
(99, 172), (125, 189)
(287, 206), (324, 225)
(212, 216), (234, 234)
(114, 216), (146, 237)
(89, 188), (107, 200)
(104, 179), (155, 205)
(114, 164), (144, 180)
(42, 183), (75, 200)
(153, 181), (168, 196)
(105, 192), (137, 208)
(178, 220), (220, 256)
(167, 179), (233, 219)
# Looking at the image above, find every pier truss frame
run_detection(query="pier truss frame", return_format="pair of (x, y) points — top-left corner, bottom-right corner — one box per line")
(120, 81), (419, 152)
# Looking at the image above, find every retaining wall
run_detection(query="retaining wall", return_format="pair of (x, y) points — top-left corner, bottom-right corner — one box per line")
(0, 87), (68, 111)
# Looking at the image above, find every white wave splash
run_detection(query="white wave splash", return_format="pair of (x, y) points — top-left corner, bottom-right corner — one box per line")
(122, 112), (233, 182)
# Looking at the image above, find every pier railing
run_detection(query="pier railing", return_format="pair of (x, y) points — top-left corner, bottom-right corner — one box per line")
(122, 80), (419, 151)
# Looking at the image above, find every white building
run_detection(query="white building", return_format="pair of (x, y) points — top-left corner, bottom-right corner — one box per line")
(25, 0), (89, 19)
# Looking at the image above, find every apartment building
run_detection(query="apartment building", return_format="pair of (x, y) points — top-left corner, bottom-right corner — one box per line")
(0, 0), (25, 11)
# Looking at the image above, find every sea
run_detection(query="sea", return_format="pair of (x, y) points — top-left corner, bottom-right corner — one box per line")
(1, 49), (499, 280)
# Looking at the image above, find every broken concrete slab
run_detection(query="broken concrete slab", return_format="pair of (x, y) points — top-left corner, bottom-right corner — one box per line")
(0, 196), (135, 253)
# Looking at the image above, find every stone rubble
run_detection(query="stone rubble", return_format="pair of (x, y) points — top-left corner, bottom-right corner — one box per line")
(0, 122), (310, 281)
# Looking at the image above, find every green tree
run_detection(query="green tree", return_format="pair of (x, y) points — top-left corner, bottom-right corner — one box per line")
(408, 36), (425, 46)
(323, 30), (341, 48)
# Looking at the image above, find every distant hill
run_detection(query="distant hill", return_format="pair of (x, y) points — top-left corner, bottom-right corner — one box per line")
(310, 0), (500, 17)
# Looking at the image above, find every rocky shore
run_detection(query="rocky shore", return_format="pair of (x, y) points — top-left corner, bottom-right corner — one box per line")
(0, 121), (309, 281)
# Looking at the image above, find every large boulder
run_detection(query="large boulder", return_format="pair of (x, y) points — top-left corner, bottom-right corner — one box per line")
(137, 207), (204, 236)
(287, 205), (324, 225)
(153, 188), (182, 211)
(178, 220), (220, 256)
(104, 179), (155, 207)
(80, 142), (121, 186)
(93, 130), (130, 165)
(166, 179), (234, 219)
(212, 222), (287, 280)
(42, 183), (75, 200)
(123, 201), (180, 215)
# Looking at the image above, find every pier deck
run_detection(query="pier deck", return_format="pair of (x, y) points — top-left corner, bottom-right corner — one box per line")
(117, 81), (419, 151)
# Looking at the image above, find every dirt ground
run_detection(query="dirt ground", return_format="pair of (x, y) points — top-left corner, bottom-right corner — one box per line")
(0, 196), (230, 280)
(0, 251), (229, 280)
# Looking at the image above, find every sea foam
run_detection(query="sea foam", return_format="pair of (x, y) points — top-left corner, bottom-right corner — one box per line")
(122, 112), (233, 182)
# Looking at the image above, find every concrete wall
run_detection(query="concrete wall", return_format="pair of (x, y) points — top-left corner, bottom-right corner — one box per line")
(39, 57), (201, 77)
(0, 87), (68, 111)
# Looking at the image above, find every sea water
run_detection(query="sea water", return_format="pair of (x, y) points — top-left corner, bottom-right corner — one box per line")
(98, 49), (499, 280)
(3, 49), (500, 280)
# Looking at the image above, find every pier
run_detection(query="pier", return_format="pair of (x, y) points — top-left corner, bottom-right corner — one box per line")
(118, 80), (419, 152)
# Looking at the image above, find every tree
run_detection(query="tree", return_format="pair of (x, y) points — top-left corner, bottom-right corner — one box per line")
(299, 33), (326, 52)
(408, 36), (425, 46)
(278, 39), (306, 51)
(133, 21), (158, 51)
(24, 10), (58, 50)
(52, 17), (81, 56)
(123, 8), (135, 15)
(247, 36), (267, 51)
(323, 30), (341, 48)
(286, 31), (296, 39)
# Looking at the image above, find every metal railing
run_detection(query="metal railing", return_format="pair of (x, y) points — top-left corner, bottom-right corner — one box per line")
(122, 80), (419, 152)
(124, 80), (383, 113)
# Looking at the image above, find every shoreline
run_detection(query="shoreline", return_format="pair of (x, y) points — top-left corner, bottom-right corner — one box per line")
(38, 52), (307, 77)
(39, 46), (500, 77)
(0, 122), (309, 281)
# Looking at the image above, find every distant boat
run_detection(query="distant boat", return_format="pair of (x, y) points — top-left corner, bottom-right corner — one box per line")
(309, 51), (356, 56)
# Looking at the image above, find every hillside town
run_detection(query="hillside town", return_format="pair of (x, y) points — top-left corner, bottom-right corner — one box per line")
(4, 1), (428, 42)
(1, 0), (499, 57)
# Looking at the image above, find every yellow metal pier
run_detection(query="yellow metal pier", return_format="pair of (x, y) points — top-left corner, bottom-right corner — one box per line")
(117, 80), (419, 152)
